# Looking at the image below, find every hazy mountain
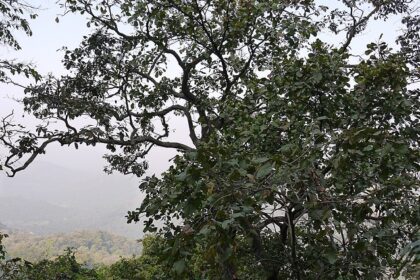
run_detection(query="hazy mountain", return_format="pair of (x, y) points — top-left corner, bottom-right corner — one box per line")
(0, 221), (8, 230)
(0, 196), (145, 238)
(0, 161), (145, 238)
(0, 196), (76, 234)
(0, 161), (141, 211)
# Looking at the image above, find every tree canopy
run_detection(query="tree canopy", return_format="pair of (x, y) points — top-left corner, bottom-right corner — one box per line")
(0, 0), (419, 279)
(0, 0), (39, 84)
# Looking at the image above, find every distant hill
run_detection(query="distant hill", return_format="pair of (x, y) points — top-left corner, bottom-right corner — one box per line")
(0, 196), (77, 234)
(0, 161), (144, 238)
(0, 195), (144, 238)
(0, 161), (140, 211)
(3, 230), (142, 266)
(0, 221), (8, 230)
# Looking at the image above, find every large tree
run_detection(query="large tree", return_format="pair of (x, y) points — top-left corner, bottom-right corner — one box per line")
(1, 0), (419, 279)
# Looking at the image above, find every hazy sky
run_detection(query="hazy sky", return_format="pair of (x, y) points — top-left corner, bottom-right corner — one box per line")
(0, 1), (178, 237)
(0, 1), (407, 235)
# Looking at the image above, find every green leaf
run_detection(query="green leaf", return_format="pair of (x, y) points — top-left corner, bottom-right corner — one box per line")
(173, 259), (186, 274)
(325, 250), (337, 264)
(256, 162), (273, 179)
(313, 71), (322, 82)
(363, 145), (374, 151)
(253, 156), (270, 164)
(221, 219), (232, 229)
(198, 225), (211, 236)
(175, 171), (187, 181)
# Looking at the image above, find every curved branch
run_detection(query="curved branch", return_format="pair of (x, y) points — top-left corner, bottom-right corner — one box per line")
(339, 5), (380, 54)
(5, 137), (60, 177)
(140, 105), (198, 145)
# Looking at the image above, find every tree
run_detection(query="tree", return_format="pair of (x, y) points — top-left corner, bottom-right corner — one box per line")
(0, 0), (40, 172)
(0, 0), (40, 84)
(1, 0), (419, 279)
(0, 248), (99, 280)
(0, 1), (39, 275)
(99, 235), (170, 280)
(0, 232), (7, 261)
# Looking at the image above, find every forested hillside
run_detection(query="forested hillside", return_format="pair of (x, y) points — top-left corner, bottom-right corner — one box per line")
(3, 230), (141, 266)
(1, 234), (419, 280)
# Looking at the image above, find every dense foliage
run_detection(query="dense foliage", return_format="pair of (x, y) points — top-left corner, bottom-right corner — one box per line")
(1, 234), (419, 280)
(1, 0), (419, 279)
(0, 235), (179, 280)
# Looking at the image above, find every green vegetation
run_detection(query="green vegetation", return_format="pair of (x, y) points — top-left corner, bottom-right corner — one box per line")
(3, 230), (141, 266)
(0, 249), (99, 280)
(1, 234), (419, 279)
(1, 0), (419, 279)
(0, 235), (172, 280)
